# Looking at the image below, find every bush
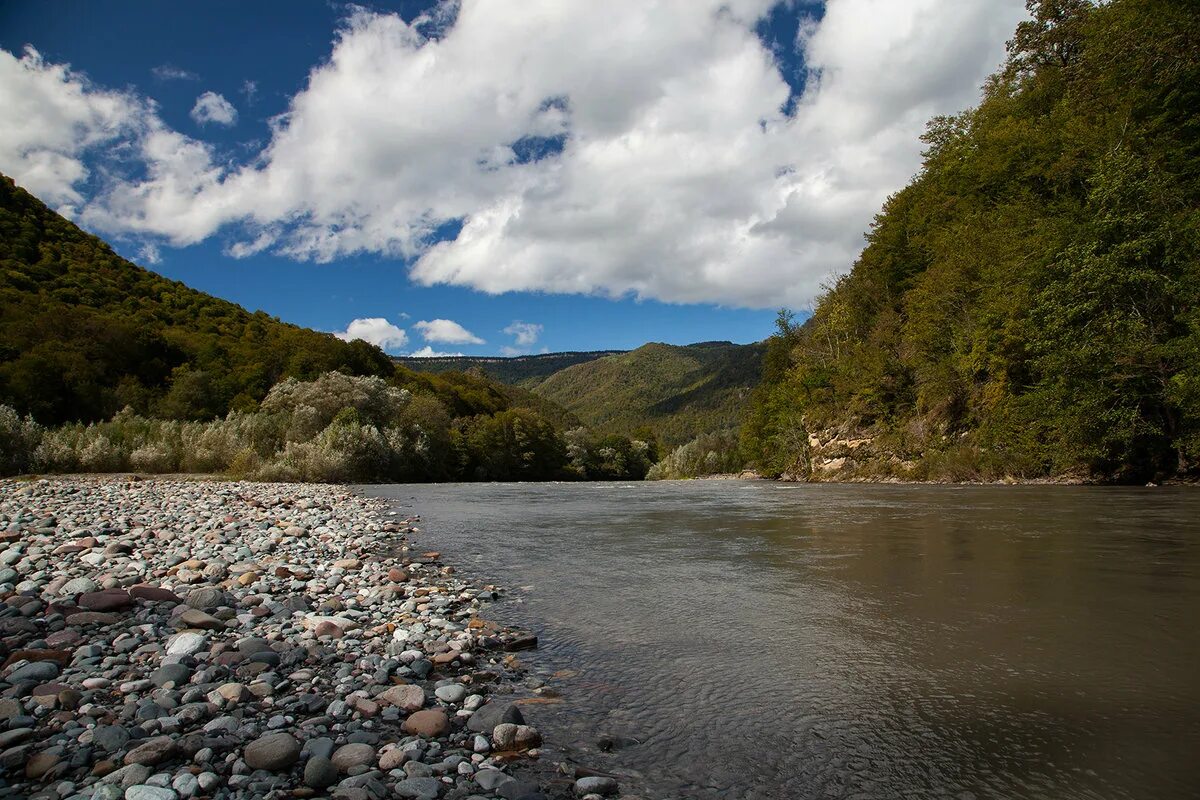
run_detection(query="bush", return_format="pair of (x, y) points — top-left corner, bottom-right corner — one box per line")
(647, 429), (744, 480)
(0, 404), (43, 475)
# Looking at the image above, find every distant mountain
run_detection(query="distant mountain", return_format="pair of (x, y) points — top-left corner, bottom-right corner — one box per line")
(532, 341), (765, 447)
(395, 350), (625, 387)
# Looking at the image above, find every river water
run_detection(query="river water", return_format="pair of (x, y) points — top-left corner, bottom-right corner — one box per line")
(363, 481), (1200, 800)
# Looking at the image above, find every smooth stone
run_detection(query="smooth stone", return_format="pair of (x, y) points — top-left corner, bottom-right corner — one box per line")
(394, 777), (443, 799)
(7, 661), (60, 682)
(434, 684), (467, 703)
(466, 703), (524, 734)
(378, 684), (425, 713)
(165, 632), (207, 657)
(150, 664), (192, 689)
(574, 777), (619, 796)
(403, 709), (450, 738)
(243, 732), (301, 771)
(123, 736), (176, 766)
(184, 587), (227, 610)
(330, 742), (376, 772)
(303, 756), (338, 789)
(124, 786), (178, 800)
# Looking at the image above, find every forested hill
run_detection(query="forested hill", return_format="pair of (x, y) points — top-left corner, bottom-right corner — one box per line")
(744, 0), (1200, 484)
(395, 350), (625, 387)
(533, 341), (765, 448)
(0, 174), (394, 424)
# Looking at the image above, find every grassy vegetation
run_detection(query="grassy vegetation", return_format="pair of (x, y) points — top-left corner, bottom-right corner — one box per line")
(533, 340), (765, 448)
(743, 0), (1200, 483)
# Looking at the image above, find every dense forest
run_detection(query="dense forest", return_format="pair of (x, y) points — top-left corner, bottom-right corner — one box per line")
(0, 175), (654, 482)
(743, 0), (1200, 483)
(532, 341), (764, 449)
(396, 350), (625, 386)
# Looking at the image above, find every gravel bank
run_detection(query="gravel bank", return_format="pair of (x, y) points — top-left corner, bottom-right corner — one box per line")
(0, 477), (624, 800)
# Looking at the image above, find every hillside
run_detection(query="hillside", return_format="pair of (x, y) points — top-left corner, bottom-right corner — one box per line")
(396, 350), (625, 387)
(743, 0), (1200, 483)
(533, 341), (765, 447)
(0, 174), (394, 424)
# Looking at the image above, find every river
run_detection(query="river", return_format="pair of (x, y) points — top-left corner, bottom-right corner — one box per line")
(363, 481), (1200, 800)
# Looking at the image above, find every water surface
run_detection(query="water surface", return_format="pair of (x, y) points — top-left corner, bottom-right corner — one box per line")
(364, 481), (1200, 800)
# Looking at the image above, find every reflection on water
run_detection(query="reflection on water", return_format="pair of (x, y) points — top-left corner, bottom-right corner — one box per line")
(364, 482), (1200, 800)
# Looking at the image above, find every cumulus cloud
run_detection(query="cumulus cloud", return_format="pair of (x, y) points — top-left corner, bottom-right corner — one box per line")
(412, 318), (485, 344)
(0, 0), (1027, 307)
(0, 46), (146, 208)
(190, 91), (237, 126)
(503, 321), (542, 347)
(333, 317), (408, 351)
(408, 346), (465, 357)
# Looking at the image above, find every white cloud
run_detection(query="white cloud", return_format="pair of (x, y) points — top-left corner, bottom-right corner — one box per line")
(138, 242), (161, 264)
(190, 91), (237, 126)
(241, 79), (258, 104)
(0, 1), (1027, 307)
(409, 346), (465, 358)
(413, 318), (485, 344)
(0, 46), (146, 208)
(333, 317), (408, 351)
(152, 64), (198, 82)
(503, 321), (542, 347)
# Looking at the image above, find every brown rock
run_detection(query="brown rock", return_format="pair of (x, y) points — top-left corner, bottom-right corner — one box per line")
(78, 589), (134, 612)
(237, 571), (259, 586)
(178, 609), (224, 630)
(130, 584), (182, 603)
(402, 709), (450, 738)
(25, 752), (59, 779)
(124, 735), (176, 765)
(387, 568), (409, 582)
(1, 649), (71, 669)
(314, 620), (343, 638)
(330, 742), (376, 772)
(378, 684), (425, 713)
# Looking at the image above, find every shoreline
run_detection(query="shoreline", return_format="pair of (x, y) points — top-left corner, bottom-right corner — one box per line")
(0, 476), (612, 800)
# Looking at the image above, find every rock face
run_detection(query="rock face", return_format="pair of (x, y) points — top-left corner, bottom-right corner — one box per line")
(0, 476), (556, 800)
(243, 732), (300, 771)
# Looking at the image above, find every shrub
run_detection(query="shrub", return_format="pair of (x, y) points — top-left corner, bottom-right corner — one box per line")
(0, 404), (43, 476)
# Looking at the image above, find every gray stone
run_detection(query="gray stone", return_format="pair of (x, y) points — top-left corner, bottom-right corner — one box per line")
(331, 742), (376, 772)
(574, 776), (619, 796)
(150, 664), (192, 689)
(6, 661), (60, 683)
(184, 587), (227, 610)
(303, 756), (338, 789)
(434, 684), (467, 703)
(92, 725), (130, 753)
(466, 702), (524, 734)
(165, 632), (207, 656)
(125, 787), (178, 800)
(243, 732), (300, 772)
(394, 777), (443, 799)
(474, 769), (514, 791)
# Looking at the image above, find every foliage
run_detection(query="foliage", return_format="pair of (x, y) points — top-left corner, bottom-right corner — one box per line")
(565, 427), (656, 480)
(533, 341), (765, 448)
(646, 429), (744, 480)
(744, 0), (1200, 482)
(0, 174), (395, 424)
(396, 350), (624, 387)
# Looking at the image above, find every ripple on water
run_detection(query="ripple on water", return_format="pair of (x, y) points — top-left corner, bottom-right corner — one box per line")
(364, 482), (1200, 800)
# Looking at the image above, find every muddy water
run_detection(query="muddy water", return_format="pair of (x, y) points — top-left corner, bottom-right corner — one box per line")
(364, 481), (1200, 800)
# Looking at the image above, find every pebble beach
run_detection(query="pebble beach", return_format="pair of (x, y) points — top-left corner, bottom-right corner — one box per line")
(0, 477), (624, 800)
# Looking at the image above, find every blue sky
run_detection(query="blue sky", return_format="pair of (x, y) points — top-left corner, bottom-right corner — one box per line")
(0, 1), (1024, 356)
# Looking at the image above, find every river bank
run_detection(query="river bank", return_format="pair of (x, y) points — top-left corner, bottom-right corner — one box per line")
(0, 477), (622, 800)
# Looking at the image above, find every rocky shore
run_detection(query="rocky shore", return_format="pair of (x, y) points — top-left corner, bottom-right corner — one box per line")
(0, 477), (626, 800)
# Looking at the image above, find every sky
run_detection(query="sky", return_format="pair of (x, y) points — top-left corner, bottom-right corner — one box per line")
(0, 0), (1026, 357)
